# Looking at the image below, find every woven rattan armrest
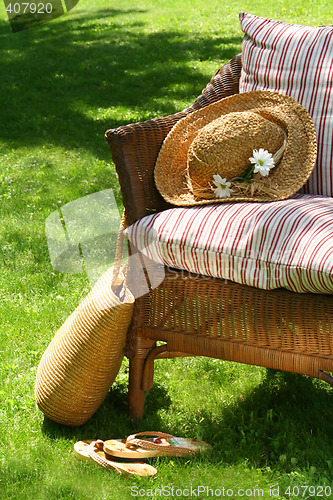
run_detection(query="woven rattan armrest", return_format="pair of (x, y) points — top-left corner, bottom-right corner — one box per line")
(105, 53), (242, 226)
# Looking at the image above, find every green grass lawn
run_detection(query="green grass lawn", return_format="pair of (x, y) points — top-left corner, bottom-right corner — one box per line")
(1, 0), (333, 498)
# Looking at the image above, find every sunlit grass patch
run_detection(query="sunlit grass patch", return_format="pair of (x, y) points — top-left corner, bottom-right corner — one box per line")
(1, 0), (333, 498)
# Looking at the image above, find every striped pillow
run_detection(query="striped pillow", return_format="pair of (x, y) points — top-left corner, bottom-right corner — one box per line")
(124, 195), (333, 294)
(239, 12), (333, 197)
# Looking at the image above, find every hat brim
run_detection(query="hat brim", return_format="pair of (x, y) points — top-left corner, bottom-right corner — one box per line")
(154, 91), (317, 205)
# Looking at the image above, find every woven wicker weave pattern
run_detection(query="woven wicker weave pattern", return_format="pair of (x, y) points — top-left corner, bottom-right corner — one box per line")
(105, 53), (333, 419)
(138, 269), (333, 356)
(35, 266), (134, 426)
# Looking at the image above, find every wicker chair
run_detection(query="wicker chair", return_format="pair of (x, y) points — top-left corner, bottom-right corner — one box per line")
(105, 53), (333, 419)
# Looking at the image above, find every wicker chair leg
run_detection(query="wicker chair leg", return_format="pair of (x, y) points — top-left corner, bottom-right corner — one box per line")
(128, 358), (146, 419)
(128, 336), (156, 419)
(318, 371), (333, 386)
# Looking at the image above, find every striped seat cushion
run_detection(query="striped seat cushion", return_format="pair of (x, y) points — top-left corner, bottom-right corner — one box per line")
(124, 195), (333, 294)
(239, 12), (333, 197)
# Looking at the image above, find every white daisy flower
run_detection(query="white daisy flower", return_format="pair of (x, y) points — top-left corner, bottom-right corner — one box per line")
(212, 175), (234, 198)
(249, 148), (275, 177)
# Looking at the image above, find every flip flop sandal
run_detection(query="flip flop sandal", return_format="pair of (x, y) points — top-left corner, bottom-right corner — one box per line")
(73, 440), (157, 477)
(74, 439), (95, 459)
(103, 439), (160, 460)
(105, 431), (212, 459)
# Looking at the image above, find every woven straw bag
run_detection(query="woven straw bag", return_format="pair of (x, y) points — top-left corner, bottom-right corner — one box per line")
(34, 219), (134, 426)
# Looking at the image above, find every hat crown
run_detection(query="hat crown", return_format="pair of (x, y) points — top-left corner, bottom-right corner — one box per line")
(154, 90), (317, 205)
(187, 111), (284, 189)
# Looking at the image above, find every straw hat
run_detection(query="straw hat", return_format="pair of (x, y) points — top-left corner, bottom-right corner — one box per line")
(154, 91), (317, 205)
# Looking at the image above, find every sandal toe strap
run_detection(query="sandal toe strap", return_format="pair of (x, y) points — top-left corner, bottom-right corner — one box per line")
(125, 431), (196, 456)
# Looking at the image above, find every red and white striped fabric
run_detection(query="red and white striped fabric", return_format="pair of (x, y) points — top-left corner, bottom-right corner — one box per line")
(239, 12), (333, 197)
(124, 195), (333, 294)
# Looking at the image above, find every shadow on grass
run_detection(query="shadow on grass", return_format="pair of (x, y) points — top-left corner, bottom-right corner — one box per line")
(41, 366), (333, 474)
(0, 6), (242, 294)
(41, 382), (172, 440)
(197, 370), (333, 471)
(0, 7), (241, 156)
